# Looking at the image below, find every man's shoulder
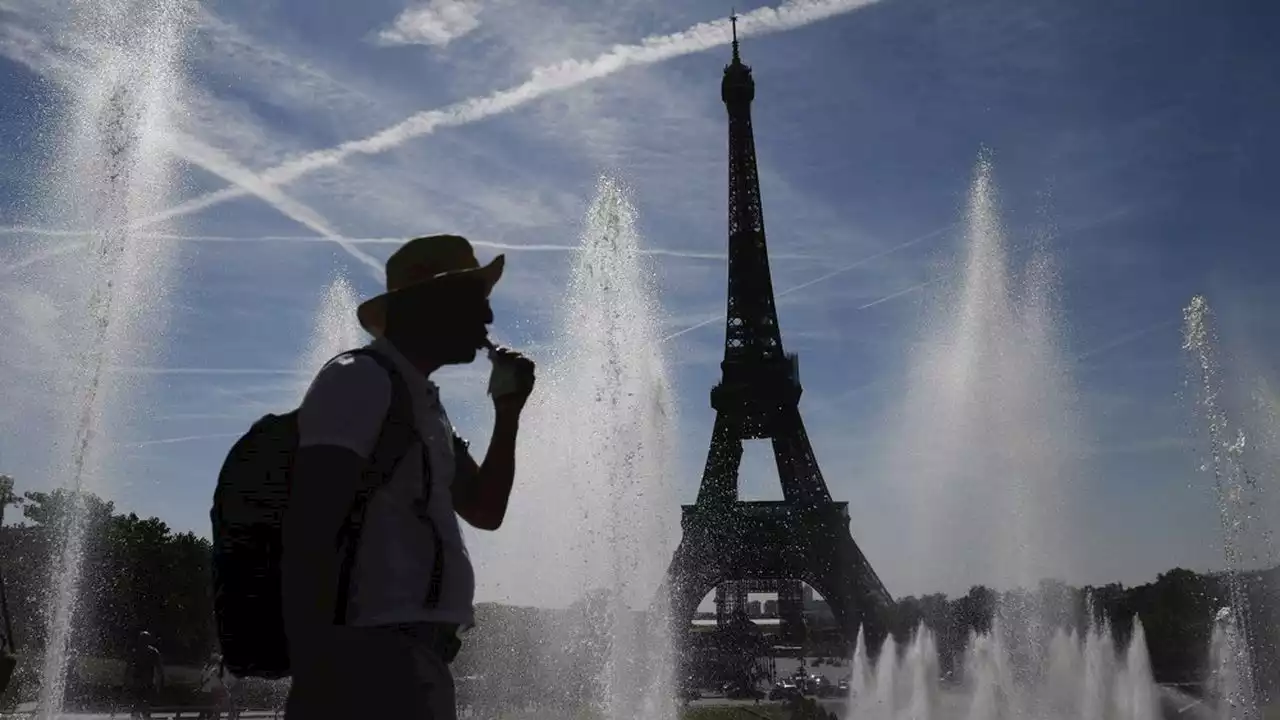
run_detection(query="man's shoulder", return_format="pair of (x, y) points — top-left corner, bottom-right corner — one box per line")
(321, 347), (386, 375)
(307, 349), (393, 394)
(297, 348), (395, 450)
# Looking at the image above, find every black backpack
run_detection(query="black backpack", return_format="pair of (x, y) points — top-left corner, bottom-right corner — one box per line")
(210, 348), (416, 679)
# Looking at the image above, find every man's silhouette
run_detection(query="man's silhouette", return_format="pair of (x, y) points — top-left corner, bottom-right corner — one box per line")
(0, 479), (16, 697)
(282, 235), (535, 719)
(125, 631), (164, 719)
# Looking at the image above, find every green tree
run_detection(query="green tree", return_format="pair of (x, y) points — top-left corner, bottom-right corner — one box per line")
(0, 475), (19, 526)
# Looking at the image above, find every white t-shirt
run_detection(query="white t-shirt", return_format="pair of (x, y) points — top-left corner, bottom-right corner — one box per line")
(296, 337), (476, 627)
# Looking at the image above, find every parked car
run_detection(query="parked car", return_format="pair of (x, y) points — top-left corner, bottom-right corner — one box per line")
(724, 681), (764, 700)
(769, 680), (801, 701)
(813, 676), (836, 697)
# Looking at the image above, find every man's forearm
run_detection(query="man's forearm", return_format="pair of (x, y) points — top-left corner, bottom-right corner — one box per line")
(281, 450), (365, 635)
(473, 410), (520, 529)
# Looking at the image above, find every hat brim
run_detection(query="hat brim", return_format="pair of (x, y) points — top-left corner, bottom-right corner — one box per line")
(357, 254), (504, 337)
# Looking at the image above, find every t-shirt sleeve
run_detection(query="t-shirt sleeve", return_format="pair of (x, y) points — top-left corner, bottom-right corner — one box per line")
(297, 353), (392, 458)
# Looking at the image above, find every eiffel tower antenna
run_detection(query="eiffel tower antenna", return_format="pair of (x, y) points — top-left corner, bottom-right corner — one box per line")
(730, 10), (740, 63)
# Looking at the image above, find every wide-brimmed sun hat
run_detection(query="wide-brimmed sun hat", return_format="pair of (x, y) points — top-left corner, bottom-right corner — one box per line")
(357, 234), (505, 337)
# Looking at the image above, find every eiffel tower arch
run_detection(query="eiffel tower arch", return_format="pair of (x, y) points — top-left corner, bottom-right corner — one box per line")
(657, 20), (893, 654)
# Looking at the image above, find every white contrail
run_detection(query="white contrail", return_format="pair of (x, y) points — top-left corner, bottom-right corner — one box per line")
(0, 241), (86, 276)
(0, 227), (822, 261)
(773, 223), (955, 301)
(108, 366), (306, 375)
(856, 275), (945, 310)
(133, 0), (884, 228)
(0, 22), (382, 275)
(662, 223), (955, 342)
(128, 432), (245, 447)
(165, 134), (386, 274)
(0, 226), (85, 237)
(1075, 318), (1180, 363)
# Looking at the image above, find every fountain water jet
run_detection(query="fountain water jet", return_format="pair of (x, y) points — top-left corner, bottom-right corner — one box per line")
(478, 176), (679, 718)
(296, 275), (364, 397)
(884, 156), (1080, 602)
(1183, 296), (1262, 720)
(857, 155), (1161, 720)
(847, 620), (1161, 720)
(24, 1), (194, 713)
(1210, 608), (1253, 720)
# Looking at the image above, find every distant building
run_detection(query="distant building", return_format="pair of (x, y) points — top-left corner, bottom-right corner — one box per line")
(802, 587), (836, 627)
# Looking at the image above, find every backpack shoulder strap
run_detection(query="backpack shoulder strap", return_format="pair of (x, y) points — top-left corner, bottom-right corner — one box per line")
(349, 348), (415, 485)
(332, 347), (418, 624)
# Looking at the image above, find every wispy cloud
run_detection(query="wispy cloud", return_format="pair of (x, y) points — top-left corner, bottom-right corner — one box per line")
(132, 0), (885, 229)
(2, 0), (883, 301)
(375, 0), (484, 48)
(0, 11), (387, 278)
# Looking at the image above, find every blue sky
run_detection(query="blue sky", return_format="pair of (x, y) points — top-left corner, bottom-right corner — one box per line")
(1, 0), (1279, 603)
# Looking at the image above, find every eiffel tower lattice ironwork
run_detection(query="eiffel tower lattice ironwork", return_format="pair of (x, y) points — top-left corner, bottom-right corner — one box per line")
(660, 17), (893, 648)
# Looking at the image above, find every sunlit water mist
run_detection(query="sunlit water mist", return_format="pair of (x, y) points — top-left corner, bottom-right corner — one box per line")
(15, 0), (195, 713)
(1210, 608), (1255, 720)
(479, 177), (679, 718)
(847, 621), (1159, 720)
(883, 157), (1079, 599)
(1183, 296), (1264, 719)
(296, 275), (365, 397)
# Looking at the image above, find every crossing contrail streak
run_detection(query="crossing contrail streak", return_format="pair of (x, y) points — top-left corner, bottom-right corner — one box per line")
(128, 432), (244, 448)
(1075, 318), (1180, 363)
(133, 0), (884, 229)
(774, 223), (955, 301)
(0, 27), (382, 274)
(857, 275), (945, 310)
(165, 135), (385, 274)
(661, 223), (955, 342)
(0, 227), (821, 262)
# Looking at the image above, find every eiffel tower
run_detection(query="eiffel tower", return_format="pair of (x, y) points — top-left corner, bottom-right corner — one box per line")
(661, 18), (893, 650)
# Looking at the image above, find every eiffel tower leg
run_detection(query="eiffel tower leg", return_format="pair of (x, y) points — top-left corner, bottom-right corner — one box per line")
(697, 414), (743, 507)
(778, 579), (804, 644)
(805, 538), (891, 651)
(771, 408), (831, 505)
(661, 531), (722, 646)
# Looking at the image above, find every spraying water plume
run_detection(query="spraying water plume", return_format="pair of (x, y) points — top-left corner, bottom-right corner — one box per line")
(884, 155), (1079, 600)
(19, 1), (195, 713)
(846, 619), (1160, 720)
(1183, 296), (1264, 720)
(855, 155), (1165, 719)
(297, 275), (364, 397)
(473, 176), (679, 717)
